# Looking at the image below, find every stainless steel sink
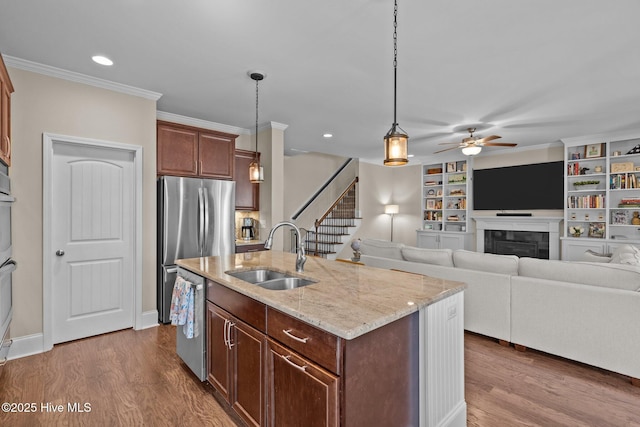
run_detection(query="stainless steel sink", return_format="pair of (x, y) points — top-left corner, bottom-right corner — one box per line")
(226, 268), (289, 284)
(256, 277), (316, 291)
(226, 268), (316, 290)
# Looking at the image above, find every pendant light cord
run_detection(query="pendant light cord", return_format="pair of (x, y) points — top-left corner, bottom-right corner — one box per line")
(393, 0), (398, 126)
(255, 78), (259, 160)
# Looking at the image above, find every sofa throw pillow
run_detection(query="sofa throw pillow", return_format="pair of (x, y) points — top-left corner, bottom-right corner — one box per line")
(580, 249), (612, 263)
(609, 244), (640, 266)
(452, 250), (519, 275)
(359, 238), (404, 260)
(401, 246), (454, 267)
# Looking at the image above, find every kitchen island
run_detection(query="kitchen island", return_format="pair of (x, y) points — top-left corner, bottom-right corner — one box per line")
(177, 250), (466, 427)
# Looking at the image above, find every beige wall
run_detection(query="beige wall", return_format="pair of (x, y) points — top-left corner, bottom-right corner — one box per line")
(339, 162), (421, 257)
(9, 67), (157, 338)
(283, 152), (349, 221)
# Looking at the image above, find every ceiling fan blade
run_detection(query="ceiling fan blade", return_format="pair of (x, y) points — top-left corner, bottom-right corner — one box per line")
(433, 146), (461, 154)
(482, 142), (518, 147)
(476, 135), (501, 144)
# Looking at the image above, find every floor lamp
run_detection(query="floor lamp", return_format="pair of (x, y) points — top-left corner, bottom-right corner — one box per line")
(385, 204), (399, 241)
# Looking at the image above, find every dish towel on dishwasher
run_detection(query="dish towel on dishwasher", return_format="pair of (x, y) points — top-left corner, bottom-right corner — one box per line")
(170, 275), (199, 339)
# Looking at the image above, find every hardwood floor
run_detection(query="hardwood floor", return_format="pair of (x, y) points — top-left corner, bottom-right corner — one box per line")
(1, 326), (639, 426)
(465, 332), (640, 427)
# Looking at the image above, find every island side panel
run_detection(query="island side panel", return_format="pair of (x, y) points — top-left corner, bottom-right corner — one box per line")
(342, 312), (419, 427)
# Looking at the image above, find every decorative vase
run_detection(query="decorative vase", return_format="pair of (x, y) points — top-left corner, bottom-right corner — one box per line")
(573, 233), (581, 238)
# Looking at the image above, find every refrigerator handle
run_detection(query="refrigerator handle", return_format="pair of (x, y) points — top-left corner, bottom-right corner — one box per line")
(198, 188), (205, 256)
(203, 187), (210, 254)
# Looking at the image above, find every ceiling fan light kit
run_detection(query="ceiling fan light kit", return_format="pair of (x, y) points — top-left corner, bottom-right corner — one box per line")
(434, 127), (517, 156)
(383, 0), (408, 166)
(461, 145), (482, 156)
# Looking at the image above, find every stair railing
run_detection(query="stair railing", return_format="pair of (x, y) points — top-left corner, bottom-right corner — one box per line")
(311, 177), (358, 257)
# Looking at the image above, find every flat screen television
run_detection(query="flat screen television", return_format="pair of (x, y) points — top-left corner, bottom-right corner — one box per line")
(473, 161), (564, 210)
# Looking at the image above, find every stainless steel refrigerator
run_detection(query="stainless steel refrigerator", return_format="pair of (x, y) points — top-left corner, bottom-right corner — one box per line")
(157, 176), (235, 323)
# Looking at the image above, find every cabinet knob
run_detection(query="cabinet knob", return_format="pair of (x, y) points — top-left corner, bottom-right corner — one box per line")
(56, 250), (65, 256)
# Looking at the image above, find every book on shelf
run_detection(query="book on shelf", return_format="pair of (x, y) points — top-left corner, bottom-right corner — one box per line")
(618, 198), (640, 208)
(567, 194), (605, 209)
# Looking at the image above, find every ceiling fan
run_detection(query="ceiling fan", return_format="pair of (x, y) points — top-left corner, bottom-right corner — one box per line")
(434, 128), (517, 155)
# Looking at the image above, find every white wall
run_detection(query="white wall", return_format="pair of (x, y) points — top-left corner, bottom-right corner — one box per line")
(9, 67), (157, 338)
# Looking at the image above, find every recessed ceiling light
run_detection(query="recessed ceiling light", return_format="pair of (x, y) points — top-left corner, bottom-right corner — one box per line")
(92, 55), (113, 66)
(408, 154), (414, 158)
(323, 133), (333, 138)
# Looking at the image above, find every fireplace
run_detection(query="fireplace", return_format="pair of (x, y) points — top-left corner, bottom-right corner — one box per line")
(486, 230), (549, 259)
(472, 216), (563, 260)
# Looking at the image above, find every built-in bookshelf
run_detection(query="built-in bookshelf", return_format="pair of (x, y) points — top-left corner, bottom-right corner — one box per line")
(419, 159), (472, 250)
(562, 132), (640, 260)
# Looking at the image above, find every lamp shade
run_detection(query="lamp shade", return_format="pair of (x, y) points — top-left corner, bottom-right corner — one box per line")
(462, 145), (482, 156)
(385, 204), (399, 215)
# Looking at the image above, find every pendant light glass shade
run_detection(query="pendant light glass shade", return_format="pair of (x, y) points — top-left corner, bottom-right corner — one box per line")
(249, 71), (265, 183)
(249, 160), (264, 183)
(383, 0), (408, 167)
(384, 125), (408, 166)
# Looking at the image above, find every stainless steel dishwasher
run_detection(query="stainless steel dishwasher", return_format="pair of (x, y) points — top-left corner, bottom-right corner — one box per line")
(175, 266), (206, 381)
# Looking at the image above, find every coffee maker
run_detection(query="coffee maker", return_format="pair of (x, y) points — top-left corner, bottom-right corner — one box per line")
(241, 218), (256, 240)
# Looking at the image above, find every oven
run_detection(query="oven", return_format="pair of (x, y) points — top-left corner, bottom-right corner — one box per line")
(0, 164), (15, 368)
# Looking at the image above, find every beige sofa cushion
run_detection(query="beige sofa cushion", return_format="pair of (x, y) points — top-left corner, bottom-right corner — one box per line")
(519, 257), (640, 291)
(453, 250), (519, 275)
(401, 246), (454, 267)
(359, 238), (404, 260)
(609, 244), (640, 266)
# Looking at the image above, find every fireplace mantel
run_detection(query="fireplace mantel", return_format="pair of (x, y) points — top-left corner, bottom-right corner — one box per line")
(472, 216), (564, 260)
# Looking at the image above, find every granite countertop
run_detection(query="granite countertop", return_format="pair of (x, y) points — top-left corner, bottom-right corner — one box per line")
(235, 239), (264, 246)
(176, 251), (465, 340)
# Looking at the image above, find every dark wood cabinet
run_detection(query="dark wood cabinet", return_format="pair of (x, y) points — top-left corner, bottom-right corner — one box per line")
(206, 279), (418, 427)
(206, 282), (266, 427)
(234, 149), (260, 210)
(0, 54), (14, 167)
(267, 338), (339, 427)
(157, 121), (236, 179)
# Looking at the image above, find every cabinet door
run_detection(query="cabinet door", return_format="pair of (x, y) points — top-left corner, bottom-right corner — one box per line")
(417, 232), (439, 249)
(439, 233), (467, 250)
(199, 131), (235, 179)
(561, 239), (606, 261)
(157, 123), (198, 176)
(207, 302), (232, 402)
(231, 319), (266, 427)
(234, 149), (260, 210)
(266, 338), (339, 427)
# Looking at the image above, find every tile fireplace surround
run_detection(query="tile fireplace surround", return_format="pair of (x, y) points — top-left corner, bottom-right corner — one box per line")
(472, 216), (563, 260)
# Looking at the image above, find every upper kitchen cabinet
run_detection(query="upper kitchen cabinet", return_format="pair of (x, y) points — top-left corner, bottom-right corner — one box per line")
(234, 149), (260, 211)
(157, 121), (236, 180)
(0, 54), (15, 167)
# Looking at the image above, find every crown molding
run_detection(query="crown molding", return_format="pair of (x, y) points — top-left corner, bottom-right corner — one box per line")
(3, 55), (162, 101)
(157, 111), (249, 135)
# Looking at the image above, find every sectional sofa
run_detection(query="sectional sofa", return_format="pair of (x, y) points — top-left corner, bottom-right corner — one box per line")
(357, 239), (640, 383)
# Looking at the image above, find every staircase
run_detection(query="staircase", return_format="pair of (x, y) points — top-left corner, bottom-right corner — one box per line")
(304, 179), (361, 260)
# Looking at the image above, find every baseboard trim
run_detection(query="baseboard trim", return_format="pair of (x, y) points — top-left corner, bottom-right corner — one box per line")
(137, 310), (160, 330)
(7, 332), (45, 360)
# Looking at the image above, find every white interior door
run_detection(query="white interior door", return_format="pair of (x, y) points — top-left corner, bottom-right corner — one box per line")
(51, 141), (135, 344)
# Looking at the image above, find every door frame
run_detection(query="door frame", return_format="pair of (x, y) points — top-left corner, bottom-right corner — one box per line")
(42, 133), (143, 351)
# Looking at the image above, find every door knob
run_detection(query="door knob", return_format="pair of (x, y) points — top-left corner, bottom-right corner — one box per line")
(56, 250), (65, 256)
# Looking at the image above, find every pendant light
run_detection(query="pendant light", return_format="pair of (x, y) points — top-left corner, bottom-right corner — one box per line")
(249, 71), (265, 183)
(383, 0), (408, 166)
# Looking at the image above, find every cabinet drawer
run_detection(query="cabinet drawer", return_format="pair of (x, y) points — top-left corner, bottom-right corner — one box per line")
(207, 280), (266, 332)
(267, 308), (341, 375)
